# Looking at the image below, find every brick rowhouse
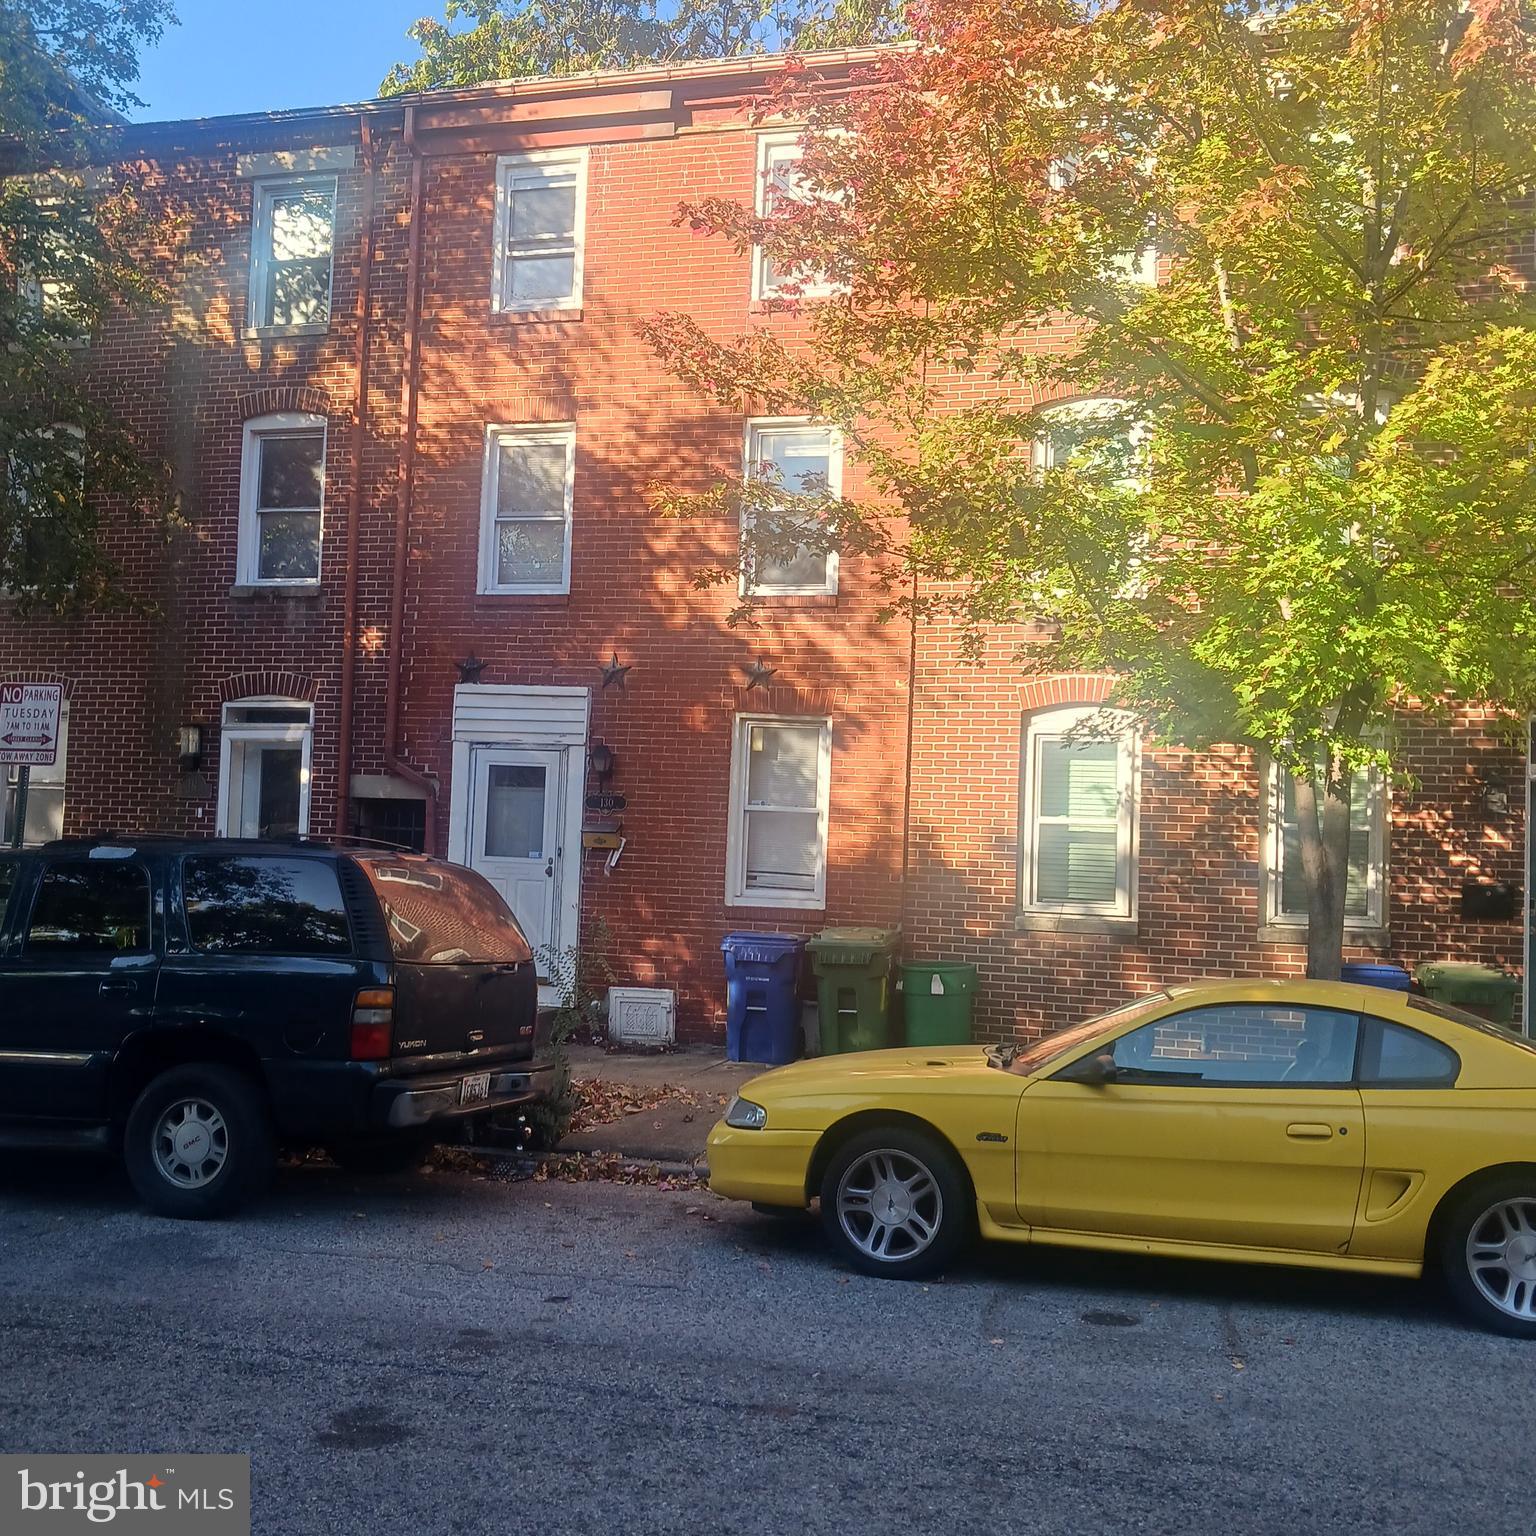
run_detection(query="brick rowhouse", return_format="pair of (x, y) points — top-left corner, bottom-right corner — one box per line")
(0, 50), (1523, 1042)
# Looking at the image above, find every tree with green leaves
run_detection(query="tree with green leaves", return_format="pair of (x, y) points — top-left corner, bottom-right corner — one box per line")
(0, 0), (177, 611)
(645, 0), (1536, 978)
(380, 0), (906, 94)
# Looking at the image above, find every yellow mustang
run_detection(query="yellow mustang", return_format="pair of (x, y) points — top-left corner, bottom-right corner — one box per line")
(707, 978), (1536, 1336)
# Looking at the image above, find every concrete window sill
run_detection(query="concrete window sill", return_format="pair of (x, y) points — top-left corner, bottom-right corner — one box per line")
(1257, 924), (1391, 950)
(229, 582), (322, 599)
(242, 323), (330, 341)
(491, 307), (583, 325)
(1015, 912), (1139, 938)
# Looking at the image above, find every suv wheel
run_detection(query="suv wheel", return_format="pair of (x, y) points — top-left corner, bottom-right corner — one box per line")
(124, 1064), (275, 1219)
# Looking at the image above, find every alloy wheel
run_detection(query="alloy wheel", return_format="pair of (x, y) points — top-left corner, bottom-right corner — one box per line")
(836, 1148), (944, 1263)
(151, 1097), (230, 1190)
(1465, 1197), (1536, 1321)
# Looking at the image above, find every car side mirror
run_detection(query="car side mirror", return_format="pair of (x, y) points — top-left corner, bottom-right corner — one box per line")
(1059, 1052), (1120, 1086)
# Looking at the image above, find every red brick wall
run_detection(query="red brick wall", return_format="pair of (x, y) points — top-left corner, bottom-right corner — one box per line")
(0, 69), (1524, 1048)
(905, 614), (1526, 1041)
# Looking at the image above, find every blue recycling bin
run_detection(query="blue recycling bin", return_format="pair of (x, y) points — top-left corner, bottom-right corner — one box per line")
(722, 931), (805, 1065)
(1341, 961), (1412, 992)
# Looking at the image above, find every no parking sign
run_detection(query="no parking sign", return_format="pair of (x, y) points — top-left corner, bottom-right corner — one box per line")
(0, 682), (62, 767)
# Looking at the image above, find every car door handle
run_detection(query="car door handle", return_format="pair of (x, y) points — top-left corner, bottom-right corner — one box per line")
(1286, 1122), (1334, 1140)
(99, 977), (138, 996)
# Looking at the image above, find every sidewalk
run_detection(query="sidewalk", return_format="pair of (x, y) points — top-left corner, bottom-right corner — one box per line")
(553, 1044), (768, 1165)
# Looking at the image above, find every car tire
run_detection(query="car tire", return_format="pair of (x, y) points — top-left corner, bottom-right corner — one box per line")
(819, 1124), (973, 1279)
(123, 1064), (275, 1220)
(1439, 1173), (1536, 1338)
(330, 1134), (434, 1176)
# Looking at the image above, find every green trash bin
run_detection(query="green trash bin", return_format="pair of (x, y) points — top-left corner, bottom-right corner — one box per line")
(1415, 961), (1522, 1027)
(900, 962), (979, 1047)
(807, 927), (900, 1054)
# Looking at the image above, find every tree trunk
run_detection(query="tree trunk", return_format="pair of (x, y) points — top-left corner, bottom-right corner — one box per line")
(1293, 756), (1353, 980)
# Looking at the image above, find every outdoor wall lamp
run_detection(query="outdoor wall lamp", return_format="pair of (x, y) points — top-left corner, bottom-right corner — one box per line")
(589, 741), (616, 784)
(177, 723), (206, 773)
(1478, 775), (1511, 821)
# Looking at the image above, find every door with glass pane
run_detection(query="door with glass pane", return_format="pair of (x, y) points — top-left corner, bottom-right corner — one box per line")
(218, 704), (312, 840)
(468, 747), (561, 961)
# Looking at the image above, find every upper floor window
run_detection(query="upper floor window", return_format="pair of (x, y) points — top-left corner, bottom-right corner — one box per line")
(1046, 155), (1158, 286)
(1263, 760), (1386, 930)
(743, 419), (840, 597)
(1034, 398), (1144, 485)
(1020, 705), (1138, 919)
(493, 149), (587, 313)
(248, 177), (336, 331)
(726, 714), (832, 909)
(753, 132), (836, 302)
(238, 414), (326, 587)
(478, 423), (575, 595)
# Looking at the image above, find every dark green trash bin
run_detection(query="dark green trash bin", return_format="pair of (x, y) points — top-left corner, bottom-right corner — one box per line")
(901, 962), (979, 1046)
(1415, 961), (1521, 1027)
(807, 927), (900, 1054)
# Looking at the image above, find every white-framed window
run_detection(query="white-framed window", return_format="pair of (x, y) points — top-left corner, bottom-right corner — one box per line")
(1034, 397), (1144, 484)
(752, 131), (837, 301)
(726, 715), (832, 909)
(247, 176), (336, 331)
(478, 423), (575, 595)
(742, 418), (840, 597)
(492, 149), (587, 313)
(1262, 761), (1387, 929)
(237, 413), (327, 586)
(1020, 705), (1138, 918)
(216, 698), (313, 840)
(2, 704), (68, 845)
(1046, 155), (1158, 286)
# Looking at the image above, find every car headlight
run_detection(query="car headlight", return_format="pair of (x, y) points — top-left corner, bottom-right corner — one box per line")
(724, 1096), (768, 1130)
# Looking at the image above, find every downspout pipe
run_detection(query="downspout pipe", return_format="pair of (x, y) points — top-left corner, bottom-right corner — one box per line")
(384, 103), (440, 853)
(335, 113), (377, 841)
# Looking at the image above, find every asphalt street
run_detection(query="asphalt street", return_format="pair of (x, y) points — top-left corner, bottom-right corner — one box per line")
(0, 1152), (1530, 1536)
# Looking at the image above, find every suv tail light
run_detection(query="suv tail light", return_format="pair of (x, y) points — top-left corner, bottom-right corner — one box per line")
(350, 987), (395, 1060)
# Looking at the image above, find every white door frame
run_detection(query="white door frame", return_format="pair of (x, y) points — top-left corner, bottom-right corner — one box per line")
(448, 684), (589, 995)
(216, 699), (314, 838)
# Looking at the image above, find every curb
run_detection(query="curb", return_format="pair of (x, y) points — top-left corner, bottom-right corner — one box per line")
(438, 1145), (708, 1183)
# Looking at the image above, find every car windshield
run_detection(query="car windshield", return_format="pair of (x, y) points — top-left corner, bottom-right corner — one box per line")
(987, 992), (1171, 1076)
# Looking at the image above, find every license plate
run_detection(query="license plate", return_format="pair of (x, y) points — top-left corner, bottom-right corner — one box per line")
(459, 1072), (491, 1106)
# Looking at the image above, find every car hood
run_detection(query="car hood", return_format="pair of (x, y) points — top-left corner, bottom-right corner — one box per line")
(737, 1046), (995, 1098)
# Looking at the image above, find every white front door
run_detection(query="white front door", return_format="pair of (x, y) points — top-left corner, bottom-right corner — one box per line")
(467, 746), (562, 962)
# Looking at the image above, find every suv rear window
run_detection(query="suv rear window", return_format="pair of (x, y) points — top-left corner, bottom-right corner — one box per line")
(182, 856), (352, 955)
(357, 858), (531, 964)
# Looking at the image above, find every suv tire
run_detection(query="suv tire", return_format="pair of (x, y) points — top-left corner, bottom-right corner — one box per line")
(124, 1064), (275, 1219)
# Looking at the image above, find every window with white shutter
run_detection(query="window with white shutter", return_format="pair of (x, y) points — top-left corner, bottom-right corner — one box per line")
(1020, 706), (1137, 917)
(726, 715), (831, 908)
(248, 177), (336, 331)
(743, 419), (840, 596)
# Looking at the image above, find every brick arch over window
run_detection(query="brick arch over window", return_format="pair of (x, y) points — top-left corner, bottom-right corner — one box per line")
(217, 671), (318, 704)
(234, 385), (333, 422)
(1019, 673), (1116, 713)
(0, 672), (75, 699)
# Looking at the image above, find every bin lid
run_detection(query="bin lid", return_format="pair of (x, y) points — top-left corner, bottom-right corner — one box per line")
(1414, 960), (1520, 995)
(721, 930), (805, 952)
(807, 926), (900, 962)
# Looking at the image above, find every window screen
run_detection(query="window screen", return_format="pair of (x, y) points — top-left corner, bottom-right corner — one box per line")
(26, 860), (151, 952)
(182, 856), (351, 954)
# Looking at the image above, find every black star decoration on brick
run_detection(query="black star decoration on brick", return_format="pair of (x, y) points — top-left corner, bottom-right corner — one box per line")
(741, 657), (778, 690)
(456, 654), (488, 685)
(600, 652), (632, 689)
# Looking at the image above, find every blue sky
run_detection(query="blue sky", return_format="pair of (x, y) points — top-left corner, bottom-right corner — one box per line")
(131, 0), (443, 121)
